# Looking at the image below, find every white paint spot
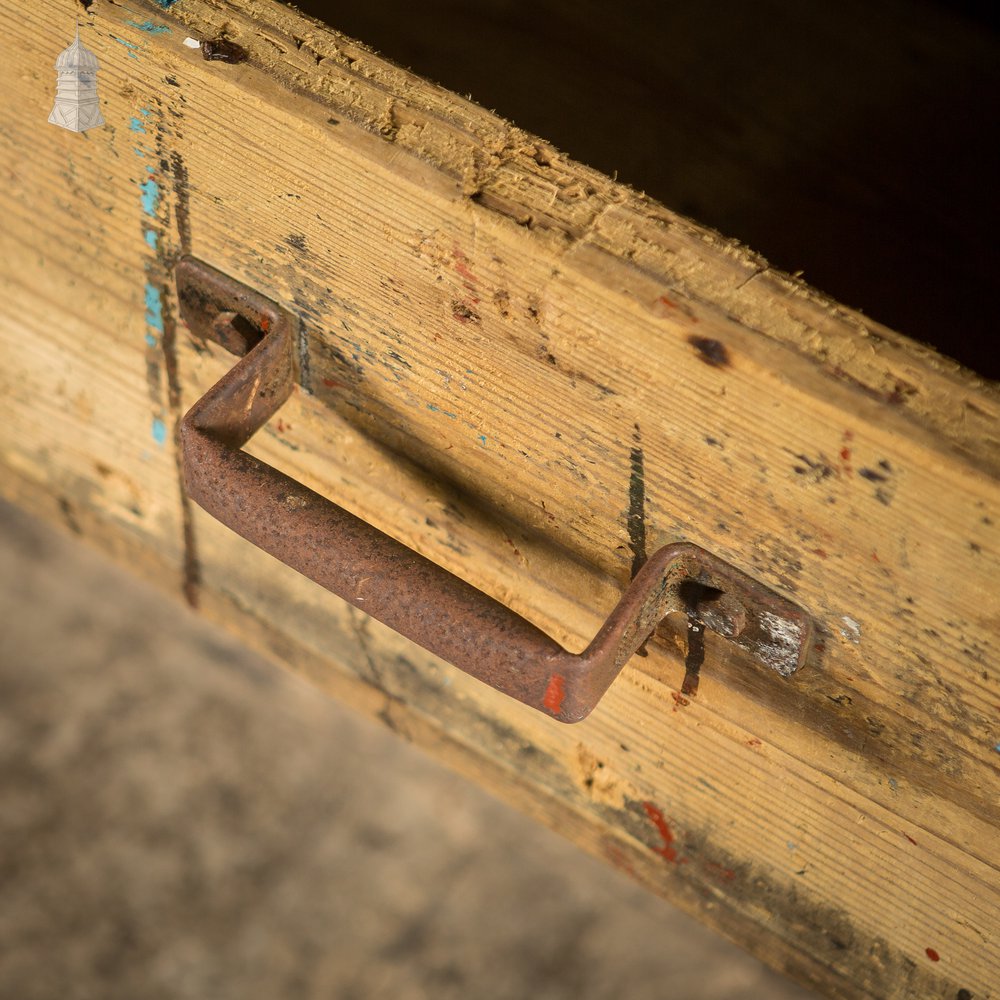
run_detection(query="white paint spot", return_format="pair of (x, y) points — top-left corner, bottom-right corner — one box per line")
(183, 37), (201, 49)
(839, 616), (862, 644)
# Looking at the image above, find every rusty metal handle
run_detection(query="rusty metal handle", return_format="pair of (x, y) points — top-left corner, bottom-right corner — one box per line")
(177, 258), (813, 723)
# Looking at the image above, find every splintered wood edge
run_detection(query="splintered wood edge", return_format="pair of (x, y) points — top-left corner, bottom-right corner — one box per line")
(108, 0), (1000, 475)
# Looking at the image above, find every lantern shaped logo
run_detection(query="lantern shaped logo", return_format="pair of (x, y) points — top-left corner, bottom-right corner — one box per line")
(49, 28), (105, 133)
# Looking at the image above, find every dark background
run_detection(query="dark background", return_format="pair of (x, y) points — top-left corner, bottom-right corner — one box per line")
(289, 0), (999, 379)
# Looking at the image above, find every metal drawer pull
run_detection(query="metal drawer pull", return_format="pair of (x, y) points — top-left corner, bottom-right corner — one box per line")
(177, 258), (813, 722)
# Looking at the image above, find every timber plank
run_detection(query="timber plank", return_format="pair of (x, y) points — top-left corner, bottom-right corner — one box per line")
(0, 2), (997, 998)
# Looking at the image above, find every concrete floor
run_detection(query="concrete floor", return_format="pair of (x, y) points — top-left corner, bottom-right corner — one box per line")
(0, 499), (815, 999)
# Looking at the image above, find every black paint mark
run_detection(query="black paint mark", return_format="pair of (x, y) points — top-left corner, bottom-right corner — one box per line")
(858, 467), (888, 482)
(792, 454), (834, 480)
(678, 581), (723, 697)
(78, 0), (94, 10)
(956, 989), (973, 1000)
(170, 151), (191, 255)
(201, 38), (248, 63)
(687, 335), (730, 367)
(451, 300), (481, 324)
(627, 424), (647, 579)
(327, 117), (340, 125)
(286, 233), (308, 253)
(165, 75), (180, 87)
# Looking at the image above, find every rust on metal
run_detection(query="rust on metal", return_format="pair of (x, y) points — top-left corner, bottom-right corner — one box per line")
(177, 257), (815, 723)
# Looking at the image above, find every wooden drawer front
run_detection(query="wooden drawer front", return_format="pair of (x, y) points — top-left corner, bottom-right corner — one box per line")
(1, 3), (997, 998)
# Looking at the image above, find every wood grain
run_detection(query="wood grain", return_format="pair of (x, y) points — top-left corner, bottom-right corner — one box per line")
(1, 2), (997, 997)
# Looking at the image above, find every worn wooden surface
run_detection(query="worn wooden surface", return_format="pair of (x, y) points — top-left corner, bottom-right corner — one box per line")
(1, 1), (997, 997)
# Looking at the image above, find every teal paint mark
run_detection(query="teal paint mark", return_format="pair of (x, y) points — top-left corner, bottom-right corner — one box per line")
(129, 118), (146, 134)
(153, 0), (182, 8)
(786, 841), (797, 851)
(151, 418), (167, 446)
(140, 178), (160, 217)
(146, 165), (156, 174)
(144, 229), (158, 250)
(133, 147), (145, 157)
(995, 743), (1000, 754)
(139, 108), (153, 117)
(144, 283), (164, 332)
(888, 778), (899, 792)
(126, 20), (172, 34)
(427, 403), (457, 419)
(113, 37), (142, 59)
(696, 777), (720, 794)
(145, 332), (158, 347)
(478, 434), (488, 447)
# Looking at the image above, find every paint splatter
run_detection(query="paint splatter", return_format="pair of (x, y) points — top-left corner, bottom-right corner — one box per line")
(126, 19), (172, 33)
(144, 229), (158, 250)
(687, 335), (730, 367)
(112, 37), (141, 59)
(427, 403), (457, 419)
(642, 802), (678, 862)
(151, 418), (167, 446)
(703, 861), (735, 882)
(839, 616), (862, 644)
(153, 0), (181, 8)
(144, 283), (164, 332)
(542, 674), (565, 714)
(139, 178), (160, 217)
(925, 947), (940, 962)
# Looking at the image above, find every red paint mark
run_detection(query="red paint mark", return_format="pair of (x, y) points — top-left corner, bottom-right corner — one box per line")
(658, 295), (678, 309)
(839, 432), (853, 475)
(275, 419), (291, 433)
(455, 261), (476, 283)
(260, 316), (270, 332)
(642, 802), (678, 862)
(704, 861), (736, 882)
(812, 548), (828, 559)
(671, 691), (690, 710)
(542, 674), (566, 714)
(925, 947), (940, 962)
(904, 833), (917, 846)
(872, 550), (880, 562)
(747, 737), (762, 748)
